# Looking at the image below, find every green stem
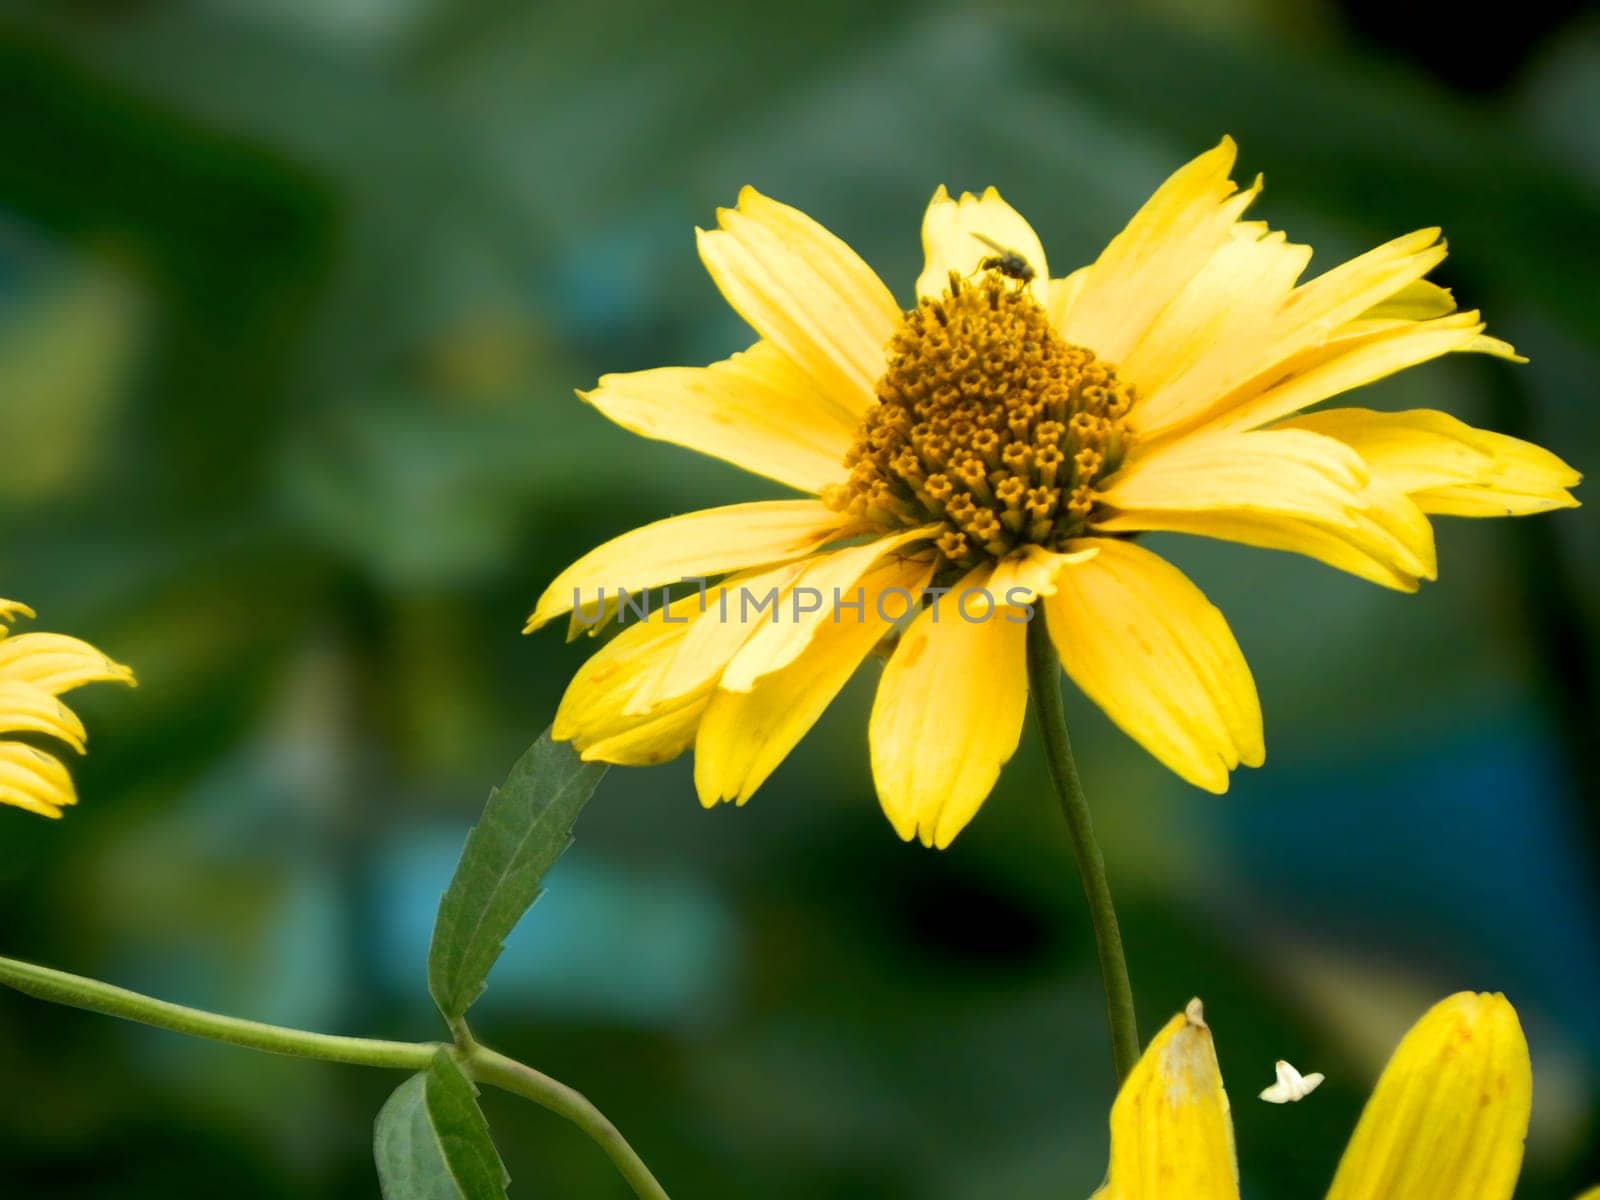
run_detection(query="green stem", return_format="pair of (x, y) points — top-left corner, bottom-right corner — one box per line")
(0, 953), (439, 1069)
(462, 1042), (670, 1200)
(0, 954), (670, 1199)
(1025, 618), (1141, 1083)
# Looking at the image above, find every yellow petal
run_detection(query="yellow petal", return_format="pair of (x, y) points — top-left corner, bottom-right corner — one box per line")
(915, 185), (1049, 306)
(1357, 282), (1520, 359)
(0, 632), (136, 696)
(1095, 999), (1240, 1200)
(525, 500), (859, 634)
(0, 741), (77, 818)
(1117, 510), (1423, 591)
(694, 556), (934, 806)
(696, 187), (899, 422)
(551, 593), (713, 767)
(1281, 407), (1581, 517)
(1186, 311), (1490, 439)
(1062, 137), (1261, 366)
(579, 702), (706, 767)
(1045, 540), (1261, 792)
(1463, 333), (1525, 362)
(1107, 428), (1373, 521)
(1135, 227), (1449, 437)
(1224, 223), (1446, 362)
(869, 563), (1030, 848)
(580, 340), (857, 492)
(0, 599), (37, 626)
(1098, 428), (1436, 587)
(1326, 992), (1531, 1200)
(1115, 222), (1310, 404)
(0, 681), (87, 751)
(1046, 266), (1089, 332)
(1361, 278), (1457, 321)
(986, 542), (1099, 604)
(622, 564), (807, 714)
(717, 526), (937, 693)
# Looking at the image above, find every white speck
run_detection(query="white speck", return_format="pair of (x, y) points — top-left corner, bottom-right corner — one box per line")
(1259, 1059), (1325, 1103)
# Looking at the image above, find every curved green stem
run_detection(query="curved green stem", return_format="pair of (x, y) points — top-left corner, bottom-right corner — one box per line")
(462, 1041), (670, 1200)
(1025, 618), (1141, 1083)
(0, 953), (440, 1069)
(0, 954), (670, 1198)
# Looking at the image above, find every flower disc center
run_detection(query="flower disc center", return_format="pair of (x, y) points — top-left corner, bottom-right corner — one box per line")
(825, 272), (1135, 570)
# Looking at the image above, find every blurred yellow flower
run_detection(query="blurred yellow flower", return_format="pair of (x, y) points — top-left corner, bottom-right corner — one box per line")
(529, 138), (1579, 847)
(1099, 991), (1566, 1200)
(0, 599), (134, 818)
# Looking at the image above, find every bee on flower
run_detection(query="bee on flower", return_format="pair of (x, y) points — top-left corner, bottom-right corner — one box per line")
(528, 138), (1579, 848)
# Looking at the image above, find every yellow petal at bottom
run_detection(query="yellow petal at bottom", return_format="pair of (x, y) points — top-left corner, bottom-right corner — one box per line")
(552, 593), (717, 767)
(1095, 999), (1240, 1200)
(1326, 992), (1531, 1200)
(695, 555), (933, 806)
(1045, 539), (1262, 792)
(869, 563), (1031, 849)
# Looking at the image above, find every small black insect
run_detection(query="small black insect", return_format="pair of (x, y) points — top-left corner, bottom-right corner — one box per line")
(971, 232), (1036, 284)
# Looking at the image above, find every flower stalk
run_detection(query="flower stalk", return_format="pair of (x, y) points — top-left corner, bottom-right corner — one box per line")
(1025, 617), (1141, 1083)
(0, 953), (438, 1069)
(461, 1036), (670, 1200)
(0, 953), (669, 1200)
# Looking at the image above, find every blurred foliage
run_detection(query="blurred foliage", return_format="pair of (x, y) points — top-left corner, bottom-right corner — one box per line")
(0, 1), (1597, 1196)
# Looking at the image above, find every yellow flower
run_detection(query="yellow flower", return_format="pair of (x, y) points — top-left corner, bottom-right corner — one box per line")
(529, 138), (1579, 847)
(1097, 991), (1581, 1200)
(0, 599), (134, 818)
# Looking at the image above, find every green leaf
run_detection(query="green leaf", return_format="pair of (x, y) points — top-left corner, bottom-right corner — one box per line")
(428, 728), (608, 1022)
(374, 1049), (508, 1200)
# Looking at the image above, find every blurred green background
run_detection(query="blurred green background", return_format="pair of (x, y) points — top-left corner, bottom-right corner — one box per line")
(2, 1), (1597, 1196)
